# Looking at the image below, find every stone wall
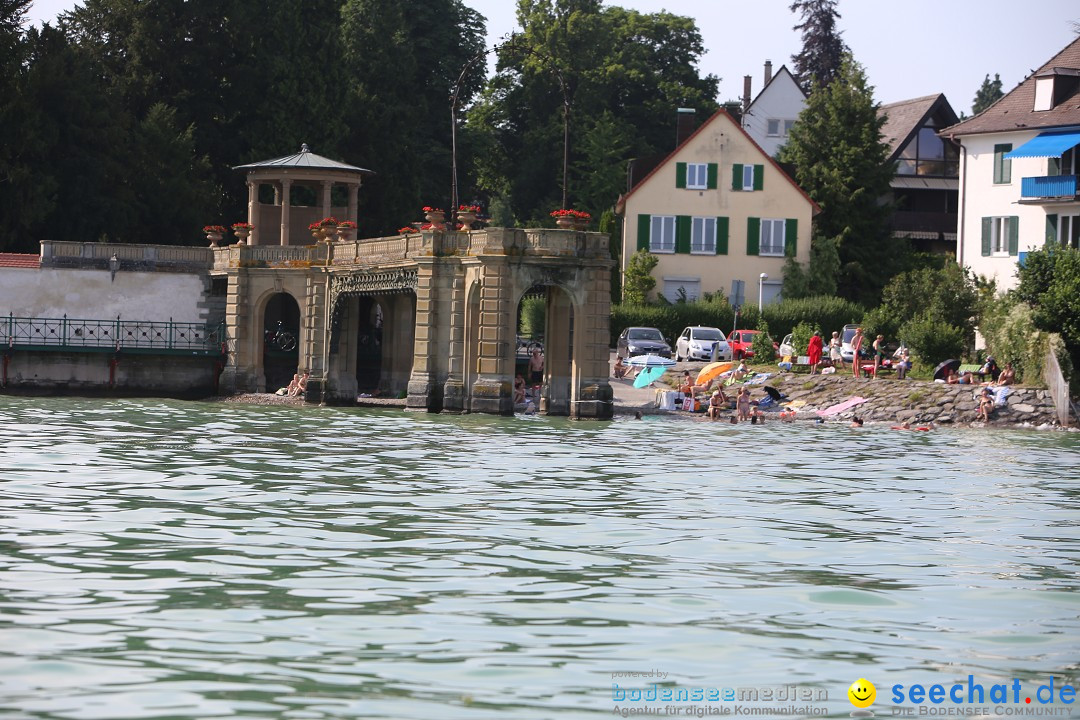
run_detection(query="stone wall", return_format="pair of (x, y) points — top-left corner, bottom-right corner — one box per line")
(3, 350), (220, 398)
(768, 374), (1063, 426)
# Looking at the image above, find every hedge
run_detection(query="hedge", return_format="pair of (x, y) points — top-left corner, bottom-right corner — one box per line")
(610, 295), (864, 347)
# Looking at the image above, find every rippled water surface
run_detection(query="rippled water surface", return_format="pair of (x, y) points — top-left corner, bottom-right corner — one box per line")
(1, 397), (1078, 719)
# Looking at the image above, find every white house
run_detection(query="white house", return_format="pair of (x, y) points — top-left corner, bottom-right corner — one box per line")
(740, 62), (806, 158)
(943, 35), (1080, 291)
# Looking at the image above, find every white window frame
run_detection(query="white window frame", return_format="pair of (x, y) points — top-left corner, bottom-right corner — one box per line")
(766, 119), (781, 137)
(760, 218), (786, 257)
(691, 217), (716, 254)
(784, 119), (795, 136)
(1060, 214), (1080, 249)
(686, 163), (708, 190)
(650, 215), (676, 253)
(990, 216), (1011, 256)
(742, 164), (755, 191)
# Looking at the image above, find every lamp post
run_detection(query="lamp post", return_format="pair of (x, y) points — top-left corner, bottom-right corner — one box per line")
(758, 273), (768, 314)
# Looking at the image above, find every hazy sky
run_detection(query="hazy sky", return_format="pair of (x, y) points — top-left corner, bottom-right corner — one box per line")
(24, 0), (1080, 114)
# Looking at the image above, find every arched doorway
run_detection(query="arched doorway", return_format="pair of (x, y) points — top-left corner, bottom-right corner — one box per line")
(262, 292), (300, 392)
(354, 297), (383, 393)
(515, 283), (575, 415)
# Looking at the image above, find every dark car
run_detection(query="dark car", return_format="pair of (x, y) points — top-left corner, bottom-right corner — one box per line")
(617, 326), (672, 359)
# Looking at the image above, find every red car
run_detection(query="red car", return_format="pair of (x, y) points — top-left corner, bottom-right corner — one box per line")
(727, 329), (778, 360)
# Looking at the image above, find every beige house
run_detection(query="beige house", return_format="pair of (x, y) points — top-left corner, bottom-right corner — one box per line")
(618, 109), (818, 306)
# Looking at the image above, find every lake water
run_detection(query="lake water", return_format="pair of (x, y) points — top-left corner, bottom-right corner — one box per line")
(1, 397), (1078, 719)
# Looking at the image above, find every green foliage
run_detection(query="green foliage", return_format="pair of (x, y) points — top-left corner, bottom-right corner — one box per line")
(789, 321), (815, 356)
(1013, 245), (1080, 381)
(862, 264), (978, 349)
(622, 249), (658, 305)
(518, 296), (546, 338)
(976, 297), (1042, 383)
(759, 295), (864, 340)
(781, 232), (840, 298)
(898, 313), (965, 365)
(778, 54), (899, 305)
(789, 0), (848, 89)
(600, 208), (621, 303)
(751, 319), (775, 359)
(972, 73), (1003, 115)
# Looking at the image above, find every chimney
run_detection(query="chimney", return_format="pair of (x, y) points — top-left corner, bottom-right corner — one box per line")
(676, 108), (697, 147)
(764, 60), (773, 85)
(742, 75), (752, 115)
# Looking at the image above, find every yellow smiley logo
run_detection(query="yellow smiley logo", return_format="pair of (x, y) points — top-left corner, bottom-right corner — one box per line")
(848, 678), (876, 709)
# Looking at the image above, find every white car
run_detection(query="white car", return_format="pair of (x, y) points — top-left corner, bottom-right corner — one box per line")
(675, 326), (732, 362)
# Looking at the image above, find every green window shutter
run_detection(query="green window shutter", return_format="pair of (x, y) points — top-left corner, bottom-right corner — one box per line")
(676, 162), (687, 189)
(994, 144), (1012, 183)
(747, 217), (760, 255)
(1046, 214), (1058, 246)
(981, 217), (991, 256)
(675, 215), (691, 253)
(637, 214), (651, 251)
(784, 218), (798, 257)
(732, 163), (743, 191)
(1008, 216), (1019, 255)
(707, 163), (718, 190)
(716, 217), (729, 255)
(753, 164), (765, 191)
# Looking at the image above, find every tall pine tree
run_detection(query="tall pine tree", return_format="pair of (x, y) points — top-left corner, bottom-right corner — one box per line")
(972, 73), (1003, 115)
(789, 0), (847, 90)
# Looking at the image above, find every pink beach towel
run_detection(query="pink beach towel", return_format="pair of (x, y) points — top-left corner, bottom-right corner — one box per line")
(815, 396), (868, 417)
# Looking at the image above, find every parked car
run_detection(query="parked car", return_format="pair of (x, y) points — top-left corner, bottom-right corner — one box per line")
(616, 326), (672, 359)
(675, 326), (732, 362)
(727, 329), (778, 360)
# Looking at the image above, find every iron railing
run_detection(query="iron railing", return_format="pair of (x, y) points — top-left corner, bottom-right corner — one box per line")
(2, 314), (225, 355)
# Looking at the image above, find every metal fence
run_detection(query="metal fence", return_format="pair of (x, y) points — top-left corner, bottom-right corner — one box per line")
(3, 315), (225, 355)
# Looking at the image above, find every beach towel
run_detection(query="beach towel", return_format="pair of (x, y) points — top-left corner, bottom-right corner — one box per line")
(783, 399), (807, 410)
(746, 373), (773, 385)
(815, 396), (868, 417)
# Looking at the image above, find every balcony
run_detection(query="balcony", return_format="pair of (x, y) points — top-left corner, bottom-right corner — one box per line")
(1020, 175), (1078, 202)
(891, 210), (957, 235)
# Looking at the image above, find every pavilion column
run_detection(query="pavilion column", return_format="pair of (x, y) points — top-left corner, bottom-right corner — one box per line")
(279, 179), (292, 246)
(246, 180), (259, 246)
(321, 180), (332, 220)
(347, 183), (359, 225)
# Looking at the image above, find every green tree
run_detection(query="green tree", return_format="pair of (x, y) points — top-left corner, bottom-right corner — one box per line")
(778, 54), (898, 305)
(622, 249), (658, 304)
(972, 73), (1003, 115)
(861, 263), (978, 351)
(789, 0), (848, 89)
(780, 232), (840, 298)
(1014, 245), (1080, 375)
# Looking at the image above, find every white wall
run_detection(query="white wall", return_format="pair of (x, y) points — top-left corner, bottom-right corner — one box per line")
(742, 72), (805, 158)
(0, 267), (208, 322)
(957, 131), (1065, 291)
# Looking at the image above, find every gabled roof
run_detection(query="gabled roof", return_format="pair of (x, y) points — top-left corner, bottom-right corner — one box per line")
(747, 65), (806, 110)
(619, 108), (820, 213)
(234, 143), (374, 175)
(0, 253), (40, 269)
(944, 35), (1080, 137)
(878, 94), (959, 160)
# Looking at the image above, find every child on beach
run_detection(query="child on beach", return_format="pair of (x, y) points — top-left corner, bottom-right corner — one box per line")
(737, 387), (751, 421)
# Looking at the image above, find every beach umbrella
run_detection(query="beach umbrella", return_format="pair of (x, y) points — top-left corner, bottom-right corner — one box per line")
(626, 354), (676, 368)
(633, 365), (667, 388)
(932, 358), (961, 380)
(696, 361), (734, 386)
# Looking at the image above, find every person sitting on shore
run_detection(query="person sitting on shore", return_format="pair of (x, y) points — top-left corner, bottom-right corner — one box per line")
(732, 361), (750, 382)
(895, 348), (911, 380)
(514, 374), (527, 403)
(276, 374), (300, 396)
(707, 389), (727, 420)
(613, 355), (629, 379)
(995, 362), (1016, 387)
(976, 387), (995, 422)
(288, 372), (309, 397)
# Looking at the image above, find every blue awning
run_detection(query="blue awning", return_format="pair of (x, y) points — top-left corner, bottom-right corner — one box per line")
(1003, 130), (1080, 159)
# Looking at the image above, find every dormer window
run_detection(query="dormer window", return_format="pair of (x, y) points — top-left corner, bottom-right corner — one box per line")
(1033, 69), (1080, 112)
(1035, 77), (1054, 111)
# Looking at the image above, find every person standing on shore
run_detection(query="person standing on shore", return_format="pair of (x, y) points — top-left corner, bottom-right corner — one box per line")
(829, 331), (845, 371)
(807, 331), (824, 375)
(852, 328), (864, 378)
(872, 334), (885, 378)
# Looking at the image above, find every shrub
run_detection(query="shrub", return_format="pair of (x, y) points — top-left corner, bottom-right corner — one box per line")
(978, 296), (1055, 384)
(761, 295), (864, 340)
(519, 296), (546, 338)
(898, 313), (965, 365)
(751, 319), (775, 360)
(622, 250), (658, 305)
(789, 321), (815, 356)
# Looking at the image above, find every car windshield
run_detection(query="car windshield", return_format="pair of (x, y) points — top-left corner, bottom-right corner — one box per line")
(691, 329), (724, 341)
(627, 329), (663, 341)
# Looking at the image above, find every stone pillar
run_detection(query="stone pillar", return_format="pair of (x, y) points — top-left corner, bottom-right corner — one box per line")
(321, 180), (332, 220)
(441, 269), (467, 412)
(468, 262), (514, 415)
(279, 179), (292, 247)
(325, 294), (358, 404)
(542, 288), (573, 416)
(347, 183), (359, 225)
(246, 180), (260, 246)
(571, 266), (614, 419)
(406, 260), (442, 412)
(387, 293), (416, 397)
(302, 270), (328, 402)
(219, 269), (258, 393)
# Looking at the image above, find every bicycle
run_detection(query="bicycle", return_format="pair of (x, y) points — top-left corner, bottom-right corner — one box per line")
(264, 322), (297, 352)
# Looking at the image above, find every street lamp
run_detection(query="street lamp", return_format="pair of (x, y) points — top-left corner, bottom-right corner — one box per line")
(758, 273), (768, 314)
